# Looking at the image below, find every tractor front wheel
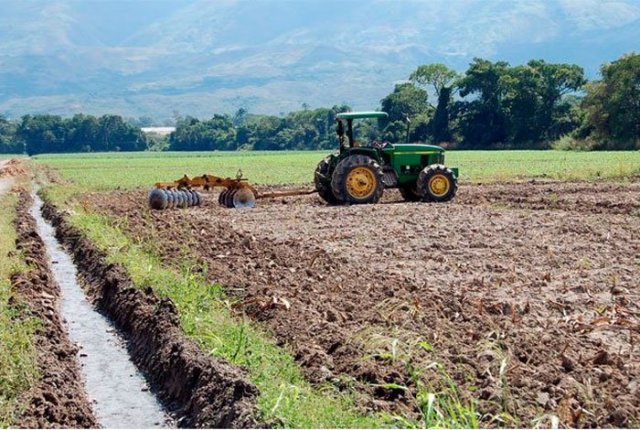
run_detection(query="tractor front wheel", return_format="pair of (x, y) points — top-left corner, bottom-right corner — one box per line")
(417, 165), (457, 202)
(314, 156), (340, 204)
(331, 155), (384, 204)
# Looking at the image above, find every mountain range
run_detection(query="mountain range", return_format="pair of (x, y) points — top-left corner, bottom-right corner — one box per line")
(1, 0), (639, 121)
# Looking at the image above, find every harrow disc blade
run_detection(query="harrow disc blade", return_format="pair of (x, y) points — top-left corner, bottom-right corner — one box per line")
(185, 190), (194, 206)
(179, 190), (188, 207)
(172, 190), (180, 208)
(193, 190), (203, 206)
(219, 189), (229, 206)
(179, 190), (188, 208)
(148, 188), (168, 210)
(232, 188), (256, 209)
(224, 189), (236, 208)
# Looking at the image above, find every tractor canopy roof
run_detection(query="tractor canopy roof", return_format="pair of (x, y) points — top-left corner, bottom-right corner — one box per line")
(336, 111), (388, 120)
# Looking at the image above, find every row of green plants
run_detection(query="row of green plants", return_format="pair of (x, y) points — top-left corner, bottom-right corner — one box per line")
(34, 150), (640, 192)
(1, 52), (638, 154)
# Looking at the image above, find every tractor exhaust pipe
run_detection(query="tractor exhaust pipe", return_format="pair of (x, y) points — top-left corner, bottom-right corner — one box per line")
(405, 115), (411, 143)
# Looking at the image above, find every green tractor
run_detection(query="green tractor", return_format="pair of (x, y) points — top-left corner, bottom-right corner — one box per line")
(314, 111), (458, 205)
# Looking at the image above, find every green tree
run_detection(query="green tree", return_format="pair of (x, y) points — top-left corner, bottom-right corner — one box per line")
(96, 115), (147, 151)
(251, 116), (285, 150)
(170, 115), (236, 151)
(409, 64), (459, 143)
(410, 64), (458, 97)
(16, 114), (146, 154)
(233, 108), (248, 126)
(454, 58), (586, 148)
(455, 58), (510, 148)
(581, 52), (640, 149)
(65, 114), (100, 152)
(504, 60), (585, 145)
(17, 114), (66, 154)
(0, 116), (21, 153)
(380, 83), (430, 141)
(529, 60), (586, 139)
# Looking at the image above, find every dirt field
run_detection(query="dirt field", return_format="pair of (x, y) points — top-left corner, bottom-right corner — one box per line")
(86, 179), (640, 427)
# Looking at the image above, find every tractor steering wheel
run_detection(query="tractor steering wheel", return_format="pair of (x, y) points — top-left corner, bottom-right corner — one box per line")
(372, 140), (391, 150)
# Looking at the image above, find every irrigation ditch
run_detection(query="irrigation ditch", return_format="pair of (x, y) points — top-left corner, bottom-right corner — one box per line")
(11, 190), (262, 428)
(11, 192), (97, 428)
(31, 192), (169, 428)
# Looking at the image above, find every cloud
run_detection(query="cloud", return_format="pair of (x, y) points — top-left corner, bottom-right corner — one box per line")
(558, 0), (640, 30)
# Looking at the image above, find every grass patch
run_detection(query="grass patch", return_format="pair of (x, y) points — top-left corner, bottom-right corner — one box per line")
(0, 193), (39, 426)
(355, 326), (479, 428)
(34, 151), (326, 191)
(387, 364), (479, 429)
(50, 199), (382, 428)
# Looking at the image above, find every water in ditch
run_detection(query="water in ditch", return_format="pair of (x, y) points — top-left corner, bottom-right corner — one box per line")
(30, 193), (172, 428)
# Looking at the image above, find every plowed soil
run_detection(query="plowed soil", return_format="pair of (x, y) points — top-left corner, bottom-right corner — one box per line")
(84, 179), (640, 428)
(0, 158), (24, 195)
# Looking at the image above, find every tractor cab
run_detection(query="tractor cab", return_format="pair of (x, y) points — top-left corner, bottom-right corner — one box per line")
(335, 111), (388, 150)
(314, 110), (458, 205)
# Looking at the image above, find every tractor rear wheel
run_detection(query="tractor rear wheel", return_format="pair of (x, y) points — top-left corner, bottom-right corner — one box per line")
(417, 164), (457, 202)
(314, 156), (340, 204)
(399, 183), (421, 202)
(331, 154), (384, 204)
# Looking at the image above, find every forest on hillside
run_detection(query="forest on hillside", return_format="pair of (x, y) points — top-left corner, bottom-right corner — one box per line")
(1, 53), (638, 155)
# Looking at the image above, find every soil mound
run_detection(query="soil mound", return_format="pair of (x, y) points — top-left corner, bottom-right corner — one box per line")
(11, 192), (98, 428)
(0, 159), (27, 178)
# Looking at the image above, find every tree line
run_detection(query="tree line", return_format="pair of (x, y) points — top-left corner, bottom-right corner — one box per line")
(0, 114), (148, 154)
(1, 52), (638, 154)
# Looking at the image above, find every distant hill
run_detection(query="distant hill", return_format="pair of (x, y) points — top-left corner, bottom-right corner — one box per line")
(1, 0), (639, 120)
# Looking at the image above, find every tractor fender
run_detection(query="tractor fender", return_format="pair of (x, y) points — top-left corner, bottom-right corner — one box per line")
(341, 148), (382, 164)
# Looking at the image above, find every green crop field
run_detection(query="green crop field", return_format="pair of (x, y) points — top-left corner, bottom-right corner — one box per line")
(34, 150), (640, 192)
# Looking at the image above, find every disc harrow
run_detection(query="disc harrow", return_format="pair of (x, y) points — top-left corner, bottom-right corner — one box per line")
(149, 171), (257, 210)
(149, 171), (316, 210)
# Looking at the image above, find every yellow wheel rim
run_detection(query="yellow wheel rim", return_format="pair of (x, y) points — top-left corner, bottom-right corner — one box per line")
(346, 167), (377, 199)
(428, 173), (451, 197)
